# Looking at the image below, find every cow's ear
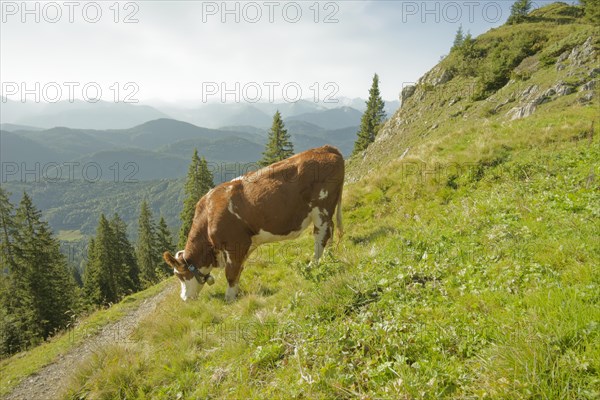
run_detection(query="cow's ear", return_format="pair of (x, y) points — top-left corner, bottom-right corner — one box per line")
(163, 251), (180, 268)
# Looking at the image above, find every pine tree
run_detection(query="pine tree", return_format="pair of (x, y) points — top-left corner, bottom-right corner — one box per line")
(452, 25), (464, 49)
(259, 111), (294, 167)
(82, 237), (100, 304)
(156, 216), (175, 279)
(136, 201), (160, 287)
(353, 74), (387, 155)
(0, 189), (34, 355)
(178, 150), (214, 249)
(110, 214), (140, 295)
(8, 194), (43, 346)
(9, 193), (77, 343)
(84, 214), (119, 305)
(84, 213), (140, 306)
(0, 188), (18, 273)
(508, 0), (532, 24)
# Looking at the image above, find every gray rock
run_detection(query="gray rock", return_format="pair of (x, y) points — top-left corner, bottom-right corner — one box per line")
(581, 80), (597, 91)
(552, 82), (575, 97)
(520, 85), (538, 98)
(401, 85), (416, 104)
(434, 69), (454, 86)
(578, 92), (594, 104)
(568, 37), (595, 66)
(557, 50), (570, 63)
(508, 102), (538, 120)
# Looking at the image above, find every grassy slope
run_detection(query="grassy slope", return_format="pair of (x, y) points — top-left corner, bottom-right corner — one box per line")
(7, 4), (597, 399)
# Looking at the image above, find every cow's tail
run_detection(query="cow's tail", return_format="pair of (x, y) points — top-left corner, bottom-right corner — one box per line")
(335, 185), (344, 241)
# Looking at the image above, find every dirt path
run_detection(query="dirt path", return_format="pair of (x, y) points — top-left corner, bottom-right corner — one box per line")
(4, 285), (174, 400)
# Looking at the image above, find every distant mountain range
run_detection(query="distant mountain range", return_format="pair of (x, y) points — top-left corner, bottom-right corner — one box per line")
(1, 97), (399, 130)
(1, 98), (170, 130)
(1, 117), (359, 181)
(286, 106), (362, 130)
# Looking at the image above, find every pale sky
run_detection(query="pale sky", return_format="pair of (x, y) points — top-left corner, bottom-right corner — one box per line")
(0, 1), (556, 105)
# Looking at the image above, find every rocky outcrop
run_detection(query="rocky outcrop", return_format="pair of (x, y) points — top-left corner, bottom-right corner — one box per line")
(556, 36), (595, 71)
(420, 66), (454, 88)
(401, 85), (416, 105)
(508, 37), (596, 120)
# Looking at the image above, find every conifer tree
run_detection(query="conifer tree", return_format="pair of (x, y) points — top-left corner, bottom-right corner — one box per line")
(259, 111), (294, 167)
(84, 213), (140, 306)
(508, 0), (532, 24)
(12, 193), (76, 340)
(0, 273), (17, 355)
(82, 237), (101, 304)
(110, 214), (140, 294)
(0, 189), (33, 355)
(136, 201), (160, 287)
(178, 150), (214, 249)
(353, 74), (387, 155)
(0, 188), (18, 272)
(156, 216), (175, 278)
(84, 214), (119, 305)
(452, 25), (464, 49)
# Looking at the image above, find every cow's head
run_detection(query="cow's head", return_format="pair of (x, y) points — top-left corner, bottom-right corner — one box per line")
(163, 250), (214, 301)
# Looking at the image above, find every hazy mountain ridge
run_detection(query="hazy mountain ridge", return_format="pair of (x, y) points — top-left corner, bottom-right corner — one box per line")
(1, 99), (171, 130)
(285, 106), (363, 130)
(0, 123), (44, 132)
(1, 95), (380, 132)
(2, 112), (360, 183)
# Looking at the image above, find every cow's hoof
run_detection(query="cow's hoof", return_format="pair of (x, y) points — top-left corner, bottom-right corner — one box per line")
(225, 286), (238, 302)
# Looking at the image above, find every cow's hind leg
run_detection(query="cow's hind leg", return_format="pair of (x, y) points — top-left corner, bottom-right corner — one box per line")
(312, 208), (333, 265)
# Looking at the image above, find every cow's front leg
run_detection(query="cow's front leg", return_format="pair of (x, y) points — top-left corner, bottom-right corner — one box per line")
(225, 263), (241, 302)
(224, 242), (250, 302)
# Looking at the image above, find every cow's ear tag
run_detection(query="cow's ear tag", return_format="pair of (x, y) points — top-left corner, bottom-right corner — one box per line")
(206, 275), (215, 285)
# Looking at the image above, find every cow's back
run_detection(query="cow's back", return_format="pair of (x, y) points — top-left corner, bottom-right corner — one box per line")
(210, 146), (344, 238)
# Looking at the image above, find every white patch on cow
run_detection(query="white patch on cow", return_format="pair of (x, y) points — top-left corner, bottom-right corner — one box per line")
(231, 176), (243, 182)
(251, 213), (312, 246)
(174, 249), (212, 300)
(227, 200), (243, 221)
(319, 189), (328, 200)
(225, 284), (239, 302)
(180, 276), (202, 301)
(311, 207), (330, 264)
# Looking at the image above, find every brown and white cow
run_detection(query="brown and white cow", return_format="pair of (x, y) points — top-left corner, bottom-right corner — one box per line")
(163, 145), (345, 301)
